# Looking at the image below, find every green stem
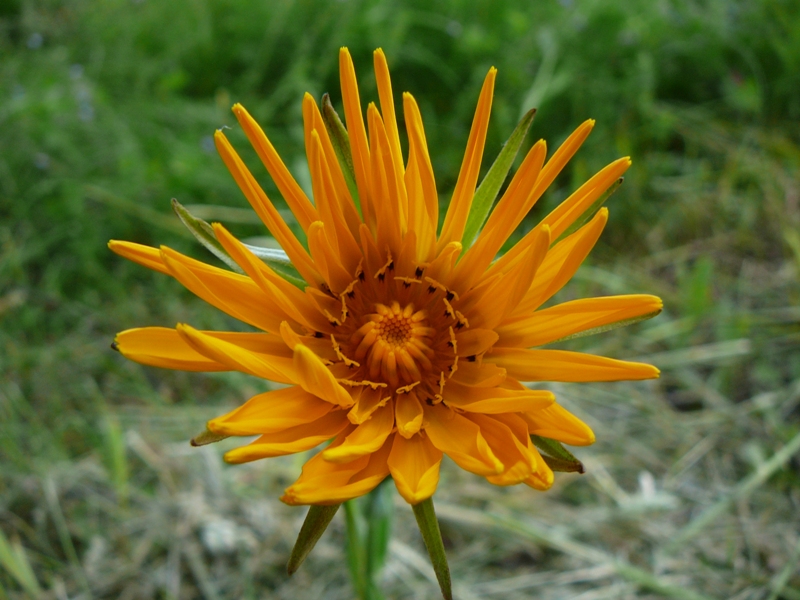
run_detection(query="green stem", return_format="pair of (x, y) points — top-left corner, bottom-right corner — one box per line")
(412, 498), (452, 600)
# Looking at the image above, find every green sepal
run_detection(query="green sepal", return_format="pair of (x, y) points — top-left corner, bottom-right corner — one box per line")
(172, 198), (244, 273)
(321, 93), (362, 218)
(553, 177), (624, 245)
(549, 309), (663, 344)
(172, 199), (306, 288)
(412, 498), (452, 600)
(242, 244), (306, 289)
(530, 435), (585, 474)
(530, 434), (580, 461)
(190, 428), (229, 447)
(462, 108), (537, 250)
(287, 504), (341, 575)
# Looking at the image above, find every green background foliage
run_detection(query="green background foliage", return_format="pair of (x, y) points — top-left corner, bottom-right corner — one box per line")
(1, 0), (799, 598)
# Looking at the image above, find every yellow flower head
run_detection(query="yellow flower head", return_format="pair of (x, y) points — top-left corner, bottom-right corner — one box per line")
(110, 48), (661, 507)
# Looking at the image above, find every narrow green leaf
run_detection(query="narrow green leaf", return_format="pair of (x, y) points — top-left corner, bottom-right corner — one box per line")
(554, 177), (624, 244)
(549, 309), (663, 344)
(0, 529), (41, 597)
(412, 498), (452, 600)
(344, 499), (368, 599)
(172, 198), (244, 273)
(287, 504), (341, 575)
(321, 93), (362, 217)
(190, 428), (230, 447)
(462, 108), (537, 249)
(365, 479), (394, 578)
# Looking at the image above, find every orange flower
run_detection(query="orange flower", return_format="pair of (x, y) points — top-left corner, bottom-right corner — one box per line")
(110, 48), (661, 507)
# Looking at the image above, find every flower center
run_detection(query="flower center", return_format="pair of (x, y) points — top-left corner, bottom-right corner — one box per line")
(350, 302), (434, 387)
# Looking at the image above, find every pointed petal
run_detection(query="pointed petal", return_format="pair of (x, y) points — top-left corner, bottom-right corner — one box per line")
(510, 208), (608, 316)
(388, 433), (442, 504)
(114, 327), (289, 372)
(231, 103), (319, 231)
(424, 403), (503, 476)
(521, 403), (596, 446)
(213, 223), (332, 332)
(373, 49), (404, 180)
(177, 323), (295, 383)
(339, 48), (373, 228)
(108, 240), (169, 275)
(442, 381), (555, 414)
(403, 93), (438, 262)
(322, 399), (395, 463)
(159, 246), (284, 333)
(281, 432), (392, 505)
(214, 129), (323, 288)
(497, 294), (663, 347)
(294, 343), (355, 407)
(487, 348), (660, 382)
(438, 68), (496, 250)
(395, 391), (424, 438)
(223, 410), (350, 463)
(208, 386), (335, 436)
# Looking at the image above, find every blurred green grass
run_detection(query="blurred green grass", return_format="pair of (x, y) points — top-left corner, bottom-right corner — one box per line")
(1, 0), (800, 598)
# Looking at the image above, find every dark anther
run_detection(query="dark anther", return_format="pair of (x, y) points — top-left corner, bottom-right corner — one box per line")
(446, 291), (455, 301)
(428, 286), (436, 293)
(378, 273), (386, 282)
(403, 282), (411, 288)
(415, 267), (424, 277)
(347, 290), (356, 298)
(455, 321), (465, 330)
(330, 321), (339, 327)
(448, 364), (454, 371)
(314, 331), (324, 338)
(446, 341), (454, 347)
(425, 397), (435, 406)
(358, 271), (366, 281)
(388, 261), (394, 271)
(467, 355), (477, 362)
(110, 341), (119, 351)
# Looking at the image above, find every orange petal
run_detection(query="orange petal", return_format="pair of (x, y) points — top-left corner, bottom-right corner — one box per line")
(223, 410), (350, 463)
(396, 391), (424, 438)
(159, 246), (284, 333)
(438, 67), (496, 250)
(294, 343), (355, 407)
(176, 323), (295, 383)
(281, 432), (392, 505)
(442, 380), (554, 414)
(497, 294), (663, 347)
(214, 129), (323, 288)
(114, 327), (289, 372)
(322, 399), (395, 463)
(521, 403), (596, 446)
(108, 241), (169, 275)
(339, 48), (373, 228)
(231, 103), (319, 231)
(424, 403), (503, 476)
(487, 348), (660, 382)
(388, 433), (442, 504)
(208, 386), (335, 436)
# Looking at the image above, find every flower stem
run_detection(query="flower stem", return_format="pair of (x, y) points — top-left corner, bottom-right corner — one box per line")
(412, 498), (452, 600)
